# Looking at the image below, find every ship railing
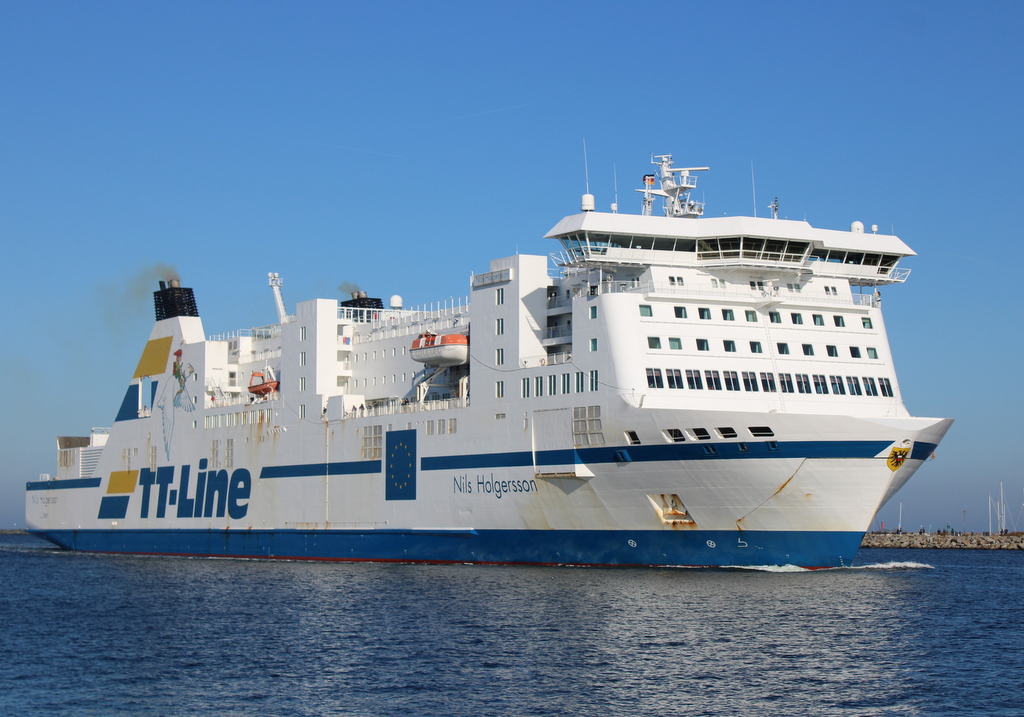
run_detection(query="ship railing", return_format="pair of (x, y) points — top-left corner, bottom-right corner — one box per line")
(546, 296), (573, 309)
(595, 280), (880, 308)
(346, 396), (469, 419)
(207, 392), (279, 409)
(209, 325), (283, 342)
(544, 325), (572, 339)
(521, 351), (572, 368)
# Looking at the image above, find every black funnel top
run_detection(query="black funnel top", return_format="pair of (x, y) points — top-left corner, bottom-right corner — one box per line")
(154, 280), (199, 320)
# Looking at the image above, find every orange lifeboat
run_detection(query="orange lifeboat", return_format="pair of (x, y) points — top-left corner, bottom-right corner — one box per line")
(410, 332), (469, 366)
(248, 371), (279, 396)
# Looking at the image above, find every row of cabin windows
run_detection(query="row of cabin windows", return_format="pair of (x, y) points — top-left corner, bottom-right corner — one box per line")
(510, 370), (600, 398)
(644, 368), (895, 397)
(640, 304), (873, 329)
(648, 336), (879, 359)
(424, 418), (458, 436)
(628, 425), (776, 445)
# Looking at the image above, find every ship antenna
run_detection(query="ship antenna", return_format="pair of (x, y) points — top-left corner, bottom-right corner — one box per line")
(611, 164), (619, 213)
(751, 161), (757, 217)
(580, 139), (595, 211)
(769, 197), (779, 220)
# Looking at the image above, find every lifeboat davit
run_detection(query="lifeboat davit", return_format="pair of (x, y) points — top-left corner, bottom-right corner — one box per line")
(248, 371), (279, 396)
(410, 332), (469, 366)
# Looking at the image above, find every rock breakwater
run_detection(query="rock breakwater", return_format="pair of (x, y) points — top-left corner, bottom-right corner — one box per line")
(861, 532), (1024, 549)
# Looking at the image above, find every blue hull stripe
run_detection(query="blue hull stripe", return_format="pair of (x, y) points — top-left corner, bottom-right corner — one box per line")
(421, 439), (898, 472)
(260, 460), (381, 479)
(28, 528), (864, 569)
(26, 477), (102, 491)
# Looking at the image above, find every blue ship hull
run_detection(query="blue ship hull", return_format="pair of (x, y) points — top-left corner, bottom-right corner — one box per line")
(30, 528), (864, 568)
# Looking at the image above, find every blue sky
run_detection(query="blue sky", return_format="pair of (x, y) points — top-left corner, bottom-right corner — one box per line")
(2, 1), (1021, 532)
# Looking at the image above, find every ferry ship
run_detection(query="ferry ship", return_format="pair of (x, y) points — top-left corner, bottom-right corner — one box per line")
(25, 154), (952, 568)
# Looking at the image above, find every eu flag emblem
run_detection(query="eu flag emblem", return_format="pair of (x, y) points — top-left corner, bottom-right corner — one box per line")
(386, 429), (417, 500)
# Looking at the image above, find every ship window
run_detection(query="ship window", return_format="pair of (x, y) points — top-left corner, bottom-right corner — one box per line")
(495, 413), (506, 419)
(362, 425), (383, 459)
(590, 306), (597, 319)
(590, 370), (599, 391)
(426, 421), (434, 435)
(299, 377), (306, 392)
(760, 372), (777, 392)
(879, 378), (894, 397)
(521, 378), (530, 398)
(648, 337), (662, 349)
(850, 347), (862, 358)
(625, 430), (641, 445)
(437, 419), (446, 435)
(576, 372), (585, 392)
(692, 428), (711, 440)
(724, 340), (736, 352)
(496, 381), (504, 398)
(645, 368), (663, 388)
(803, 344), (814, 356)
(813, 375), (829, 394)
(769, 312), (782, 324)
(669, 337), (682, 350)
(867, 347), (878, 359)
(639, 305), (653, 317)
(699, 307), (712, 320)
(717, 427), (737, 438)
(562, 373), (571, 394)
(790, 313), (802, 325)
(750, 341), (763, 354)
(830, 375), (846, 395)
(674, 306), (687, 319)
(686, 370), (703, 390)
(590, 338), (598, 352)
(496, 348), (504, 366)
(779, 373), (795, 393)
(724, 371), (740, 391)
(749, 426), (775, 437)
(536, 376), (544, 396)
(742, 372), (759, 391)
(813, 314), (824, 326)
(705, 370), (722, 390)
(745, 310), (757, 322)
(827, 345), (839, 357)
(496, 318), (504, 335)
(862, 317), (873, 329)
(665, 428), (686, 442)
(777, 343), (790, 355)
(834, 316), (846, 327)
(548, 375), (557, 395)
(847, 377), (863, 395)
(796, 374), (811, 393)
(496, 288), (504, 305)
(722, 309), (735, 321)
(666, 369), (683, 389)
(696, 339), (710, 351)
(863, 377), (879, 396)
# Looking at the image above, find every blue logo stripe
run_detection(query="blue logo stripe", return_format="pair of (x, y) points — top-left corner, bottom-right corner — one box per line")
(259, 460), (381, 479)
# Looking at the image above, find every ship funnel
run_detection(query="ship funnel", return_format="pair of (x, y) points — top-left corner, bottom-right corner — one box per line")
(154, 280), (199, 320)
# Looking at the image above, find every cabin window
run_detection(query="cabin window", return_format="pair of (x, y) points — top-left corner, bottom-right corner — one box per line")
(796, 374), (811, 393)
(717, 427), (738, 438)
(665, 428), (686, 442)
(696, 339), (710, 351)
(850, 347), (862, 359)
(625, 430), (641, 445)
(589, 306), (597, 319)
(834, 316), (846, 327)
(496, 318), (504, 335)
(742, 372), (759, 392)
(847, 376), (863, 395)
(724, 371), (740, 391)
(862, 317), (873, 329)
(813, 314), (824, 326)
(589, 370), (600, 391)
(521, 378), (530, 398)
(777, 343), (790, 355)
(813, 375), (829, 394)
(496, 288), (504, 305)
(674, 306), (687, 319)
(495, 348), (504, 366)
(299, 351), (306, 366)
(299, 377), (306, 392)
(300, 326), (306, 341)
(791, 313), (803, 325)
(639, 305), (653, 317)
(760, 372), (777, 392)
(562, 373), (571, 394)
(495, 381), (504, 398)
(590, 338), (598, 352)
(669, 337), (682, 350)
(666, 369), (683, 389)
(705, 371), (722, 390)
(830, 376), (846, 395)
(863, 377), (879, 396)
(749, 426), (775, 437)
(699, 307), (712, 320)
(745, 310), (757, 322)
(549, 375), (558, 395)
(724, 340), (736, 352)
(779, 373), (795, 393)
(827, 345), (839, 357)
(536, 376), (544, 396)
(769, 311), (782, 323)
(576, 372), (585, 393)
(722, 309), (735, 321)
(648, 337), (662, 349)
(803, 344), (814, 356)
(880, 378), (894, 397)
(686, 370), (703, 390)
(867, 347), (878, 359)
(692, 428), (711, 440)
(750, 341), (763, 354)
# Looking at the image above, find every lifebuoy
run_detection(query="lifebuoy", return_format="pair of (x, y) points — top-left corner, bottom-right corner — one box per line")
(539, 358), (546, 366)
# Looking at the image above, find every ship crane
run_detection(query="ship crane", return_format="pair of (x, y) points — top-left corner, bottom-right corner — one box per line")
(636, 154), (709, 218)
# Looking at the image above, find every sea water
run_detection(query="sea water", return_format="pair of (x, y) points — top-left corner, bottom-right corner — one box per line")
(2, 533), (1022, 717)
